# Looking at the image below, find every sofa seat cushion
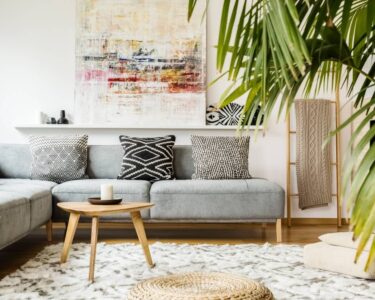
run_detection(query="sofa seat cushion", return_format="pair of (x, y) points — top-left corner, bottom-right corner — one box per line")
(150, 179), (284, 220)
(0, 179), (57, 189)
(0, 180), (54, 228)
(52, 179), (151, 220)
(304, 242), (375, 279)
(0, 191), (30, 249)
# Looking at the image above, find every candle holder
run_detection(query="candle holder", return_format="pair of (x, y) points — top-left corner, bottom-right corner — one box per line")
(88, 197), (122, 205)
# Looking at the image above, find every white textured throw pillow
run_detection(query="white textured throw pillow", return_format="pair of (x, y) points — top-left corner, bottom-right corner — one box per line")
(304, 242), (375, 279)
(191, 135), (252, 180)
(319, 232), (374, 252)
(29, 135), (88, 183)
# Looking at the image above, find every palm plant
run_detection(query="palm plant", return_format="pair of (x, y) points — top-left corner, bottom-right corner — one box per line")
(189, 0), (375, 269)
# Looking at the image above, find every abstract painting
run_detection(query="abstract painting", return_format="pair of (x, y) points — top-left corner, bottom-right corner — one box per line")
(75, 0), (206, 126)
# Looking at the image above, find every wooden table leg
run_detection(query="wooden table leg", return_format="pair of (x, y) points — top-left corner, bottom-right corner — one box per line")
(131, 211), (154, 267)
(61, 213), (80, 263)
(89, 216), (99, 282)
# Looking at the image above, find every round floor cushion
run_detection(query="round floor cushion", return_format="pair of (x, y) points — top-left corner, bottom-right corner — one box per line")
(128, 272), (274, 300)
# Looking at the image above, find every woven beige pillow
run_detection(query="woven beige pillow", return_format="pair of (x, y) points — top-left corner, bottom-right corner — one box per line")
(191, 135), (252, 180)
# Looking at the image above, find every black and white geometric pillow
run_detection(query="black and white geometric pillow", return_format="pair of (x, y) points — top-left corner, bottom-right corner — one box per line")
(29, 135), (88, 183)
(206, 103), (244, 126)
(206, 103), (264, 126)
(118, 135), (176, 182)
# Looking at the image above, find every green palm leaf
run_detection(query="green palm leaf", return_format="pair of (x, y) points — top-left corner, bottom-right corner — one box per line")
(189, 0), (375, 270)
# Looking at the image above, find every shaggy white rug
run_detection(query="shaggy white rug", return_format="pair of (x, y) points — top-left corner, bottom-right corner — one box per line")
(0, 242), (374, 300)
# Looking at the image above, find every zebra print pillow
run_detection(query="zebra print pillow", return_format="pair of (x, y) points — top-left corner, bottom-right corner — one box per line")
(118, 135), (176, 182)
(191, 135), (252, 180)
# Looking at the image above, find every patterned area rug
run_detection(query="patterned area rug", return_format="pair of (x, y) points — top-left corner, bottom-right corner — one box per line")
(0, 242), (374, 299)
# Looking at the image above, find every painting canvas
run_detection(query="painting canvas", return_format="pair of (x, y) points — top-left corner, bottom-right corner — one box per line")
(75, 0), (206, 126)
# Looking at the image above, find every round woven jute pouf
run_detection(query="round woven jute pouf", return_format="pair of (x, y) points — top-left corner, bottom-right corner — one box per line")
(128, 272), (274, 300)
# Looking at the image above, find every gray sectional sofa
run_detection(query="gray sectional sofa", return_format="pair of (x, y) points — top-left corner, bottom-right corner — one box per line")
(0, 144), (285, 250)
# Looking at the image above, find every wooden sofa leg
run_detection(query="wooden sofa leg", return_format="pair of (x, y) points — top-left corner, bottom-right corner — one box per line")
(276, 219), (282, 243)
(46, 219), (53, 242)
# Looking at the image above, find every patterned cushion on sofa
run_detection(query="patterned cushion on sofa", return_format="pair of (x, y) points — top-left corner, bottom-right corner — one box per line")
(191, 135), (252, 180)
(29, 135), (88, 183)
(118, 135), (176, 182)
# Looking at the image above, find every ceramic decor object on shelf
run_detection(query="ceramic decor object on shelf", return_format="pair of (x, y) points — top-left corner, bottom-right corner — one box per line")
(57, 110), (69, 124)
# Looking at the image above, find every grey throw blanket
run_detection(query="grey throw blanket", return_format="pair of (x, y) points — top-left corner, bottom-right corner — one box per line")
(295, 99), (332, 209)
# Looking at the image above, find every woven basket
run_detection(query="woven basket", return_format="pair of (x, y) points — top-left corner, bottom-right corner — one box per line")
(128, 272), (274, 300)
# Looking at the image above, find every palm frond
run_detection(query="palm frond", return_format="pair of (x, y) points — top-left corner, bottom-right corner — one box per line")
(189, 0), (375, 269)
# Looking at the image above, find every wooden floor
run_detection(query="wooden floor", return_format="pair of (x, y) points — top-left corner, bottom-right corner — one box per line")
(0, 223), (348, 280)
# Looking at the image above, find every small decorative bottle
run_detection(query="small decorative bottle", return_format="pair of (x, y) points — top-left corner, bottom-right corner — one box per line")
(57, 110), (69, 124)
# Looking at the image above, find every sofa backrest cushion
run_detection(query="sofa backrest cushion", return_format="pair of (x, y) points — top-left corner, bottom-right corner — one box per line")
(173, 145), (194, 179)
(87, 145), (194, 179)
(87, 145), (123, 179)
(0, 144), (31, 178)
(0, 144), (194, 180)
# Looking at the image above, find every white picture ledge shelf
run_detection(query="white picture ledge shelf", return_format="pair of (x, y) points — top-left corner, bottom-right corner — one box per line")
(15, 124), (262, 130)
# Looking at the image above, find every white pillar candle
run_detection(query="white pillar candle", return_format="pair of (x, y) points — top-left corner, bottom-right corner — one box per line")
(100, 184), (113, 200)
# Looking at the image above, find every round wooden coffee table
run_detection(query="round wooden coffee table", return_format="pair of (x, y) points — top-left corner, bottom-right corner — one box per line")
(57, 202), (154, 282)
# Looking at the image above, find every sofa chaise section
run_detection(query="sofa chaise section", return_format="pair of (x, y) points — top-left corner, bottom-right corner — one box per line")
(0, 179), (56, 228)
(0, 144), (57, 249)
(0, 191), (30, 249)
(0, 179), (56, 250)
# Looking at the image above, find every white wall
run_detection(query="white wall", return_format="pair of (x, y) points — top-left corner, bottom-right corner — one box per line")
(0, 0), (352, 218)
